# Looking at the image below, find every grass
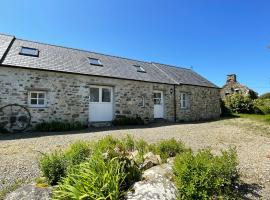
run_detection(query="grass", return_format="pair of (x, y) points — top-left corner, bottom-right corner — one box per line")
(234, 113), (270, 124)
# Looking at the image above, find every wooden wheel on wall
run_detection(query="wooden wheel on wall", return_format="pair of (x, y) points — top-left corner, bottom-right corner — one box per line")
(0, 104), (31, 133)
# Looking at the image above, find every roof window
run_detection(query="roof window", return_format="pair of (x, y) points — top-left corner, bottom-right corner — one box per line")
(19, 47), (39, 57)
(134, 65), (146, 73)
(88, 57), (103, 66)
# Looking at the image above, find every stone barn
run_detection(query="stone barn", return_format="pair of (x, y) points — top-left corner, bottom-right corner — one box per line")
(0, 34), (220, 131)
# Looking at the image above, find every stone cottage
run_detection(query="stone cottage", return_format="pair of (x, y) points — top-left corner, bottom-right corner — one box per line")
(220, 74), (257, 99)
(0, 33), (220, 131)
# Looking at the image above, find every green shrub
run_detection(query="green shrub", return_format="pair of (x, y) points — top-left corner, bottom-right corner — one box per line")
(154, 138), (188, 162)
(224, 93), (253, 114)
(173, 148), (239, 199)
(53, 151), (127, 200)
(253, 99), (270, 114)
(39, 141), (91, 185)
(64, 141), (91, 165)
(36, 121), (86, 132)
(259, 92), (270, 99)
(39, 151), (68, 185)
(112, 116), (144, 126)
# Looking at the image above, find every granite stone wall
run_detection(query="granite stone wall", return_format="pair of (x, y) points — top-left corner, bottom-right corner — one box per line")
(0, 66), (220, 128)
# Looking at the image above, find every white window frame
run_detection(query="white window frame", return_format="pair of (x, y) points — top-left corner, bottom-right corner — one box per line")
(138, 96), (145, 107)
(89, 86), (112, 103)
(180, 93), (188, 109)
(28, 91), (47, 108)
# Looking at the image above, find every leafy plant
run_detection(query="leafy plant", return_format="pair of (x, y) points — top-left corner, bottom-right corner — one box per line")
(112, 116), (144, 126)
(253, 99), (270, 114)
(224, 93), (254, 114)
(36, 121), (86, 132)
(173, 147), (239, 199)
(259, 92), (270, 99)
(39, 151), (68, 185)
(64, 141), (91, 165)
(52, 152), (127, 200)
(154, 138), (188, 162)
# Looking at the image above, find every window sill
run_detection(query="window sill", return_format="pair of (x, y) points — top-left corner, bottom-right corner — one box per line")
(28, 105), (48, 108)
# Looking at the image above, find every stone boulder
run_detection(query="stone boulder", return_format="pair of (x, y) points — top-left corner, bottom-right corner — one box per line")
(126, 163), (177, 200)
(5, 184), (52, 200)
(140, 152), (162, 170)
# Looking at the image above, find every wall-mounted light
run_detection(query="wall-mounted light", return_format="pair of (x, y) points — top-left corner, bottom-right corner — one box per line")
(170, 88), (173, 94)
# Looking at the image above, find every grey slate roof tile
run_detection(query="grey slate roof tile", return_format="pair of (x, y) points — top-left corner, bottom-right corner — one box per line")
(0, 34), (218, 88)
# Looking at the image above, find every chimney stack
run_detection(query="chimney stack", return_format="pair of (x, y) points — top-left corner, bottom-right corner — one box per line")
(227, 74), (237, 83)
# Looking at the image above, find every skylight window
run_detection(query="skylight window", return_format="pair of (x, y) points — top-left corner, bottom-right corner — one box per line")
(19, 47), (39, 57)
(134, 65), (146, 73)
(88, 58), (102, 66)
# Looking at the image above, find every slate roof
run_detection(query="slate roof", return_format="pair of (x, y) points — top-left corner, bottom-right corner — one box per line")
(0, 34), (218, 88)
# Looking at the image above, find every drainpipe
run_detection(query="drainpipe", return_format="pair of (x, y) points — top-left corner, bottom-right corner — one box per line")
(173, 84), (176, 122)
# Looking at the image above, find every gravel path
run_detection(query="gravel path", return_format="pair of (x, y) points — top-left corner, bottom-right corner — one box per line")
(1, 118), (270, 199)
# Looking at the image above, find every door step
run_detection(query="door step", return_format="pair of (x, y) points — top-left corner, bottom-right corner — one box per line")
(89, 122), (112, 128)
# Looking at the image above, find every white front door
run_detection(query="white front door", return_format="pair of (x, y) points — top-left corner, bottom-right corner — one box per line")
(89, 86), (113, 122)
(154, 91), (164, 118)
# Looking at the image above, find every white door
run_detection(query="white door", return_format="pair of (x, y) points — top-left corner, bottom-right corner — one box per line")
(154, 91), (164, 118)
(89, 86), (113, 122)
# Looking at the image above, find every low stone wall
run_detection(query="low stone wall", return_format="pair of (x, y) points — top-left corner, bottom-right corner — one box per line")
(0, 66), (220, 128)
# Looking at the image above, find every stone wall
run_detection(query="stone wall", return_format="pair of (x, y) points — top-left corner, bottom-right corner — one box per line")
(0, 66), (220, 128)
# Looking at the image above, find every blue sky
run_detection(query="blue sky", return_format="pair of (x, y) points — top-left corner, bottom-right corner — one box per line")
(1, 0), (270, 94)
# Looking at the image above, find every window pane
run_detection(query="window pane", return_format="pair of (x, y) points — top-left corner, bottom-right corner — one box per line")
(138, 96), (144, 107)
(154, 93), (161, 98)
(89, 58), (102, 65)
(31, 99), (37, 105)
(38, 93), (45, 98)
(20, 47), (39, 56)
(90, 88), (99, 102)
(31, 93), (37, 98)
(154, 99), (161, 105)
(182, 94), (186, 100)
(182, 100), (186, 108)
(102, 88), (111, 102)
(38, 99), (45, 105)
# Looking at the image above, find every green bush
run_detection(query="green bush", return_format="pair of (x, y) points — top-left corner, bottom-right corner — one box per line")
(52, 152), (127, 200)
(36, 121), (86, 132)
(64, 141), (91, 165)
(173, 148), (239, 199)
(253, 99), (270, 114)
(112, 116), (144, 126)
(39, 151), (68, 185)
(224, 93), (253, 114)
(39, 141), (91, 185)
(259, 92), (270, 99)
(154, 138), (188, 162)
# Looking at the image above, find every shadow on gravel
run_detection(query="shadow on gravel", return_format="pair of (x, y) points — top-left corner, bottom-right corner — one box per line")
(0, 117), (238, 141)
(235, 182), (262, 199)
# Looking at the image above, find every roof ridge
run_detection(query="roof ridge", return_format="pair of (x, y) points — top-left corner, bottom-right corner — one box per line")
(0, 33), (15, 37)
(151, 63), (179, 84)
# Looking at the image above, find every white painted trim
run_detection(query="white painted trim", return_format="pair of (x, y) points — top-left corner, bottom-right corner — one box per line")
(28, 91), (47, 108)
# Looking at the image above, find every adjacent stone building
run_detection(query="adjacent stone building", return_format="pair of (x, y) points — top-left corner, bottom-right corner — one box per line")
(220, 74), (257, 99)
(0, 34), (220, 131)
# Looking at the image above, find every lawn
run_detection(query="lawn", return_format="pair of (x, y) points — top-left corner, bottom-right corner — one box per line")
(234, 113), (270, 124)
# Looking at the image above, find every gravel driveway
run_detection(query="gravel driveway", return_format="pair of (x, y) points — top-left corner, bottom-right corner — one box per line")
(1, 118), (270, 199)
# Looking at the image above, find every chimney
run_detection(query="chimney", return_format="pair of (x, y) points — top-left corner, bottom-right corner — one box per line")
(227, 74), (237, 83)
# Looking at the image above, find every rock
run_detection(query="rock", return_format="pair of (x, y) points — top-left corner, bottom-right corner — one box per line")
(128, 150), (139, 160)
(166, 157), (175, 164)
(5, 184), (52, 200)
(126, 163), (177, 200)
(140, 152), (162, 170)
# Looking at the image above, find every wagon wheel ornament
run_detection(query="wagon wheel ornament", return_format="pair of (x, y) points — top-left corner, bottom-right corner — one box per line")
(0, 104), (31, 133)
